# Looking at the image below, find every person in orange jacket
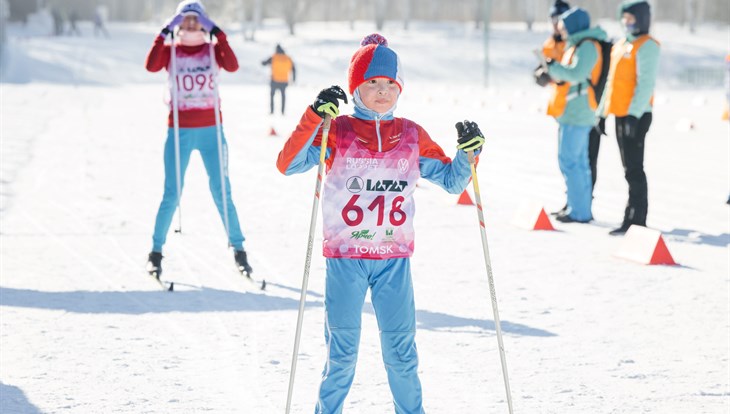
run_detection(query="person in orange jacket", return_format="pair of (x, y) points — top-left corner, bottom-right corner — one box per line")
(597, 0), (660, 235)
(261, 44), (296, 115)
(536, 0), (605, 216)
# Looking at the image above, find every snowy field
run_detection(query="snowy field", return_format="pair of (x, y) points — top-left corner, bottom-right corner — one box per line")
(1, 18), (729, 413)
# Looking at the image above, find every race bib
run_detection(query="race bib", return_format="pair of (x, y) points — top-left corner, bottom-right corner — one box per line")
(169, 45), (217, 111)
(322, 117), (420, 259)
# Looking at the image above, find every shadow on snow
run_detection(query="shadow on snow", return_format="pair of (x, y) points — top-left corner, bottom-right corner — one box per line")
(0, 382), (44, 414)
(0, 286), (321, 314)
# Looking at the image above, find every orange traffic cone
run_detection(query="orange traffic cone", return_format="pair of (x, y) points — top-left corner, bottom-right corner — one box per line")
(511, 202), (555, 231)
(457, 190), (474, 205)
(614, 225), (676, 265)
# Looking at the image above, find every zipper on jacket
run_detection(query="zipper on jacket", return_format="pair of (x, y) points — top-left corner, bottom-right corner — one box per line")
(375, 116), (383, 152)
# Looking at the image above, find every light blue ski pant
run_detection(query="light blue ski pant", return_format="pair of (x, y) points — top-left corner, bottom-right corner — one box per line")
(316, 257), (425, 414)
(558, 123), (593, 221)
(151, 126), (245, 252)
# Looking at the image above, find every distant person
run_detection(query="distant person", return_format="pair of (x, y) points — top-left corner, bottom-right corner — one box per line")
(67, 10), (81, 36)
(51, 8), (63, 36)
(536, 0), (605, 216)
(542, 7), (607, 224)
(261, 44), (296, 115)
(597, 0), (660, 235)
(144, 0), (252, 278)
(93, 6), (109, 38)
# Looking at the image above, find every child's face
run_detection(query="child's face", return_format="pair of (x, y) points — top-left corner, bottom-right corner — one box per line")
(357, 77), (400, 114)
(181, 15), (202, 31)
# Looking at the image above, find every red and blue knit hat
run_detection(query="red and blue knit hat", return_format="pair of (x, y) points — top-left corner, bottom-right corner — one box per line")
(347, 34), (403, 95)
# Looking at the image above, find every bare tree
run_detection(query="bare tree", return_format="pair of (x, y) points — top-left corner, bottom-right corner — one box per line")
(348, 0), (355, 30)
(239, 0), (262, 41)
(374, 0), (387, 31)
(284, 0), (309, 35)
(403, 0), (413, 30)
(524, 0), (536, 31)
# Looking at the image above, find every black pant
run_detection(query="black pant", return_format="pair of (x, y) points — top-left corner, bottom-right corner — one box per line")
(270, 81), (288, 114)
(615, 112), (652, 226)
(588, 117), (603, 193)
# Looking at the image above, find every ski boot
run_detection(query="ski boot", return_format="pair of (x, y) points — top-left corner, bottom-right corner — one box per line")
(234, 250), (253, 277)
(146, 252), (163, 278)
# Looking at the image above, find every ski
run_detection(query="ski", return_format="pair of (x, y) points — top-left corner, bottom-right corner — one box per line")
(148, 271), (174, 291)
(238, 267), (266, 290)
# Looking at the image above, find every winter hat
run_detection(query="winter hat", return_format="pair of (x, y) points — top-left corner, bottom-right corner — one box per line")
(620, 0), (651, 35)
(275, 44), (285, 54)
(549, 0), (570, 18)
(176, 0), (206, 17)
(560, 7), (590, 35)
(347, 34), (403, 95)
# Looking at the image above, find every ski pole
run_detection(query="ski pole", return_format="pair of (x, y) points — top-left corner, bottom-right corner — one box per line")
(170, 32), (183, 234)
(285, 114), (332, 414)
(467, 150), (514, 414)
(208, 34), (231, 247)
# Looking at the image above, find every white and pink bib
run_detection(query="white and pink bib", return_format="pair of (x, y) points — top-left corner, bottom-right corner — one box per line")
(168, 44), (217, 111)
(322, 117), (420, 259)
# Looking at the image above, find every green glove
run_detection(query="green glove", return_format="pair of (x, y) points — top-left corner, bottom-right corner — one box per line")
(312, 85), (348, 118)
(455, 120), (485, 152)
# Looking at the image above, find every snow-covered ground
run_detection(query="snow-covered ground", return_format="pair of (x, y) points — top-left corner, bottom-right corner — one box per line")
(1, 18), (729, 413)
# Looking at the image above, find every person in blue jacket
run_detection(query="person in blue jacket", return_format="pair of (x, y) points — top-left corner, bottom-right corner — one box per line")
(277, 33), (485, 414)
(545, 7), (607, 223)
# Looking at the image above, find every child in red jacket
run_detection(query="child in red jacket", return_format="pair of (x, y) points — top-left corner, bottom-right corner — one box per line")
(277, 34), (486, 413)
(144, 0), (251, 278)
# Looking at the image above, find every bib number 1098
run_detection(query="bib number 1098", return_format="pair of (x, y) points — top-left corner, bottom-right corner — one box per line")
(175, 74), (215, 91)
(342, 195), (406, 226)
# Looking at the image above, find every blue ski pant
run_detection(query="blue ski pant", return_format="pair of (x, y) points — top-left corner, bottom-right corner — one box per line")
(557, 123), (593, 221)
(316, 258), (425, 414)
(151, 126), (245, 252)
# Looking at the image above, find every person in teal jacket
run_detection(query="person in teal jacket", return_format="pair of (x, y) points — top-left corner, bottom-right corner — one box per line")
(597, 0), (660, 235)
(545, 7), (606, 223)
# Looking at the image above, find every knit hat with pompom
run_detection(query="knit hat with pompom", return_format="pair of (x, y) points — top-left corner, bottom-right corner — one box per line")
(347, 34), (403, 95)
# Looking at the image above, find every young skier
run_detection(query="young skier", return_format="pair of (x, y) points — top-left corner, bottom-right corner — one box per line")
(144, 0), (252, 277)
(276, 34), (486, 413)
(597, 0), (660, 235)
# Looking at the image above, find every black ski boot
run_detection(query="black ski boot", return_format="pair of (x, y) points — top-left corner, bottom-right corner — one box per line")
(146, 252), (163, 278)
(234, 250), (253, 276)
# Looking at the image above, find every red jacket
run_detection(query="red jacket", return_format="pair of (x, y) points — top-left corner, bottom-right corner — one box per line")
(277, 107), (476, 195)
(145, 31), (238, 128)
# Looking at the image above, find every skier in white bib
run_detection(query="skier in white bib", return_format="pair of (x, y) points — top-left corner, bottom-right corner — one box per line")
(277, 34), (487, 414)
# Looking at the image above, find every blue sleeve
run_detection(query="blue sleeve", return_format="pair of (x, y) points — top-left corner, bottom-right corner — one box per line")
(419, 150), (475, 194)
(628, 39), (660, 118)
(282, 122), (332, 175)
(548, 41), (598, 84)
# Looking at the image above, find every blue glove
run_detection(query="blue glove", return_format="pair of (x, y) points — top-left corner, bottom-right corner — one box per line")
(161, 13), (184, 36)
(196, 13), (217, 33)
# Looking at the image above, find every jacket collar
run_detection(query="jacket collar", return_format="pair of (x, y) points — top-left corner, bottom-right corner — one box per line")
(352, 89), (397, 121)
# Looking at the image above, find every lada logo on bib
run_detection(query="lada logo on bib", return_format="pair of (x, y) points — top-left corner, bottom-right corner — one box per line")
(346, 176), (364, 193)
(397, 158), (409, 173)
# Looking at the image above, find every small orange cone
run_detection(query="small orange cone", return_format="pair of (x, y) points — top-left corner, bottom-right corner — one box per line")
(614, 225), (676, 265)
(533, 208), (555, 231)
(511, 202), (555, 231)
(457, 190), (474, 205)
(269, 127), (278, 136)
